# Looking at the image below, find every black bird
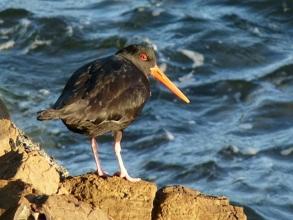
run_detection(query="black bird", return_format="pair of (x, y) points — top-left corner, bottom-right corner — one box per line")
(37, 44), (189, 181)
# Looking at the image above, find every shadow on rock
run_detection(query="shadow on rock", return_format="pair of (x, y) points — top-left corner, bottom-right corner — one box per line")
(0, 151), (23, 179)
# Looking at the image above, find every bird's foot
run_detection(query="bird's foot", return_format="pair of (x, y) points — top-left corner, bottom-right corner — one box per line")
(96, 170), (110, 178)
(114, 171), (141, 182)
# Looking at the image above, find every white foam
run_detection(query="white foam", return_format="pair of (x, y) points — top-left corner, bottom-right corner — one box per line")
(159, 63), (167, 72)
(164, 130), (175, 141)
(0, 27), (15, 35)
(20, 18), (31, 28)
(229, 145), (240, 154)
(243, 147), (258, 156)
(18, 101), (30, 110)
(23, 39), (52, 53)
(138, 7), (145, 12)
(152, 9), (164, 17)
(0, 40), (15, 50)
(30, 39), (52, 50)
(51, 128), (61, 135)
(23, 90), (31, 96)
(66, 25), (74, 37)
(282, 2), (289, 12)
(39, 89), (50, 96)
(239, 123), (253, 130)
(252, 27), (261, 35)
(281, 147), (293, 156)
(188, 120), (196, 125)
(179, 49), (204, 68)
(178, 72), (193, 82)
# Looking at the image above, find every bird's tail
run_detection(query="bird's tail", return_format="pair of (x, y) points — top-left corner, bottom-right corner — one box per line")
(37, 109), (60, 121)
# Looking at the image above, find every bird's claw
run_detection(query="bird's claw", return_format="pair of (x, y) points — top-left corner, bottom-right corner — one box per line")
(114, 171), (141, 182)
(96, 170), (110, 178)
(125, 176), (141, 182)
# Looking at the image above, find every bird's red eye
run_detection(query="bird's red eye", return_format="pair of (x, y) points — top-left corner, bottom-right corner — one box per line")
(139, 53), (148, 61)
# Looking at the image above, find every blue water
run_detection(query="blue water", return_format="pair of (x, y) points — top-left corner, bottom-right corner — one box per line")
(1, 1), (293, 219)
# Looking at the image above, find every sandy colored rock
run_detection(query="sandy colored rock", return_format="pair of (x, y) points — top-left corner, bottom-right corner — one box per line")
(12, 194), (111, 220)
(0, 119), (19, 157)
(1, 120), (247, 220)
(0, 179), (35, 220)
(0, 119), (67, 195)
(36, 194), (110, 220)
(0, 149), (60, 195)
(0, 180), (110, 220)
(152, 185), (246, 220)
(58, 174), (157, 220)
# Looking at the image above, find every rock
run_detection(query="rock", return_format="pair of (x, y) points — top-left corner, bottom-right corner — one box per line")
(152, 185), (247, 220)
(14, 194), (110, 220)
(1, 120), (247, 220)
(0, 149), (60, 195)
(58, 174), (157, 220)
(0, 119), (19, 157)
(0, 180), (110, 220)
(39, 194), (110, 220)
(0, 179), (35, 220)
(0, 119), (67, 195)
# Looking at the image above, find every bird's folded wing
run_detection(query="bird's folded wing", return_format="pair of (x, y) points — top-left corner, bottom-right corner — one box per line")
(53, 56), (150, 124)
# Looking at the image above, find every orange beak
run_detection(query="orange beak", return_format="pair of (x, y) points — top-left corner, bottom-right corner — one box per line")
(150, 65), (190, 103)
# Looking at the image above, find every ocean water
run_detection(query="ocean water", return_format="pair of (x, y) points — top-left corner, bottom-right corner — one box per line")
(0, 1), (293, 219)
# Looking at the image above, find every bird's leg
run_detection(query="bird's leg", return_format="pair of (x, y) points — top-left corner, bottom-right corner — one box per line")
(113, 131), (141, 182)
(91, 137), (108, 177)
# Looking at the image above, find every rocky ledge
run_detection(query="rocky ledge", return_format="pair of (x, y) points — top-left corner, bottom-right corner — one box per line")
(0, 119), (247, 220)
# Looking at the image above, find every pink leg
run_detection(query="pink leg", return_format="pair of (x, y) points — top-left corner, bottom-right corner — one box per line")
(91, 137), (107, 177)
(113, 131), (141, 182)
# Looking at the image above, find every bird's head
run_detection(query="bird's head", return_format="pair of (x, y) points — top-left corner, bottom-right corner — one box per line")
(117, 44), (190, 104)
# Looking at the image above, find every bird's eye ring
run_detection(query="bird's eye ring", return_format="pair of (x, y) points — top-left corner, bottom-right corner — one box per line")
(139, 53), (148, 61)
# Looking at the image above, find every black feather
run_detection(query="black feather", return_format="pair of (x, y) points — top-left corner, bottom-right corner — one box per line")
(38, 49), (151, 137)
(37, 109), (60, 120)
